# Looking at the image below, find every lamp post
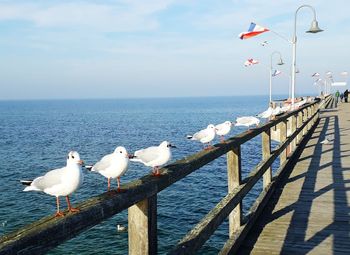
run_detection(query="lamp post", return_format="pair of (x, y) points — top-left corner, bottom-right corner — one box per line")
(291, 4), (323, 107)
(269, 51), (284, 103)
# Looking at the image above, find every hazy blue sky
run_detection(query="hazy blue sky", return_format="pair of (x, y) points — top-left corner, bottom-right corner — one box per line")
(0, 0), (349, 100)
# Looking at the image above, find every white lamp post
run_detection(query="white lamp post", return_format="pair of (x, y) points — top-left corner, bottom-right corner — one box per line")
(269, 51), (284, 103)
(291, 4), (323, 107)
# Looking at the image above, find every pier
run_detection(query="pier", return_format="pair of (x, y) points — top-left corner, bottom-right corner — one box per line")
(238, 99), (350, 254)
(1, 95), (349, 255)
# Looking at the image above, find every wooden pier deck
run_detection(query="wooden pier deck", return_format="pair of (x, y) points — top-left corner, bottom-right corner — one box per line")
(239, 101), (350, 254)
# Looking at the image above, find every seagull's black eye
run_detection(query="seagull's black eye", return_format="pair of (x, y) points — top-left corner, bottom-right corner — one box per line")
(119, 151), (122, 153)
(72, 155), (75, 159)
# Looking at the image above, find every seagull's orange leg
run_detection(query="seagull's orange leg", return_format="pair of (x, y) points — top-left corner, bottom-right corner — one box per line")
(152, 166), (161, 177)
(55, 197), (64, 217)
(107, 177), (111, 192)
(66, 196), (79, 213)
(116, 177), (126, 192)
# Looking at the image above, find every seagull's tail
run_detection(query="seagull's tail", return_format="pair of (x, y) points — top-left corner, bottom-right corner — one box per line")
(186, 135), (193, 140)
(130, 157), (143, 163)
(20, 180), (41, 192)
(84, 165), (93, 171)
(20, 180), (32, 186)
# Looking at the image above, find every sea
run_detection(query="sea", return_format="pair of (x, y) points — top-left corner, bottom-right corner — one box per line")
(0, 96), (283, 254)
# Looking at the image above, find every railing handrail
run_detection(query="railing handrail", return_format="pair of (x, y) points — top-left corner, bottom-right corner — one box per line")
(0, 96), (331, 255)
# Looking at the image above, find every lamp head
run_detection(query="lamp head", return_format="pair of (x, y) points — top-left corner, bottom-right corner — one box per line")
(306, 20), (323, 33)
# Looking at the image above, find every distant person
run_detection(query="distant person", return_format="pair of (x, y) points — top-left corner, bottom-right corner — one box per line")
(335, 90), (340, 103)
(344, 89), (349, 103)
(340, 92), (344, 102)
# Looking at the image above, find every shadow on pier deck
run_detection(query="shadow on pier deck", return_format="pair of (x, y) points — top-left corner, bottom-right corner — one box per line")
(239, 101), (350, 254)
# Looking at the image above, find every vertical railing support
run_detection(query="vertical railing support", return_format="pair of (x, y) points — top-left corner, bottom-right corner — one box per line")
(279, 121), (287, 165)
(227, 146), (242, 237)
(290, 115), (297, 152)
(128, 195), (157, 255)
(307, 106), (312, 130)
(262, 129), (271, 189)
(302, 109), (307, 136)
(297, 111), (303, 144)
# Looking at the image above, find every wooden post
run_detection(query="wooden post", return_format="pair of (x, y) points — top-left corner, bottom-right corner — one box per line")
(128, 195), (157, 255)
(262, 129), (271, 189)
(227, 146), (242, 237)
(290, 115), (297, 152)
(302, 109), (307, 136)
(307, 107), (312, 130)
(297, 111), (303, 144)
(279, 121), (287, 165)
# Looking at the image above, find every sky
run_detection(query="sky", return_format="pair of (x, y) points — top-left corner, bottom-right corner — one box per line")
(0, 0), (349, 100)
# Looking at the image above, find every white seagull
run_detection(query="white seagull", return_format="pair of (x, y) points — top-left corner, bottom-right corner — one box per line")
(280, 104), (292, 113)
(272, 106), (283, 116)
(20, 151), (84, 217)
(257, 107), (274, 119)
(86, 146), (131, 192)
(215, 121), (233, 142)
(187, 124), (216, 149)
(235, 116), (260, 129)
(294, 98), (307, 108)
(130, 141), (176, 176)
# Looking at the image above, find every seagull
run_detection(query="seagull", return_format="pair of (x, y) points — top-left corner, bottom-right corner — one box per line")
(320, 136), (332, 145)
(130, 141), (176, 176)
(272, 106), (283, 116)
(117, 224), (127, 232)
(280, 104), (291, 113)
(294, 98), (307, 108)
(85, 146), (131, 192)
(235, 116), (260, 129)
(260, 41), (269, 46)
(187, 124), (216, 149)
(20, 151), (84, 217)
(215, 121), (233, 142)
(257, 107), (274, 119)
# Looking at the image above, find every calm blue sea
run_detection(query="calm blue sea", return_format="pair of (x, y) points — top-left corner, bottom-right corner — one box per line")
(0, 96), (281, 254)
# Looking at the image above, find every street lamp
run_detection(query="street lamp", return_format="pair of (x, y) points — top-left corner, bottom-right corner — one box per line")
(269, 51), (284, 103)
(291, 4), (323, 107)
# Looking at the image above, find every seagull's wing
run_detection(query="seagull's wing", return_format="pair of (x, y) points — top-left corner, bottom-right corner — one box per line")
(236, 117), (249, 125)
(133, 146), (160, 164)
(258, 107), (272, 118)
(30, 167), (66, 191)
(192, 128), (209, 140)
(92, 153), (114, 172)
(215, 123), (225, 131)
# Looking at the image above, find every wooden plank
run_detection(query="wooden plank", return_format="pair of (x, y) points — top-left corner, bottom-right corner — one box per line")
(227, 146), (242, 236)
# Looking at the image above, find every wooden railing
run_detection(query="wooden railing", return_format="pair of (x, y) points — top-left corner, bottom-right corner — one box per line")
(0, 96), (332, 255)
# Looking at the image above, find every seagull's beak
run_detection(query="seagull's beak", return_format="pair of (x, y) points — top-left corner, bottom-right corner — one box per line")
(128, 154), (135, 159)
(78, 160), (84, 166)
(169, 144), (177, 148)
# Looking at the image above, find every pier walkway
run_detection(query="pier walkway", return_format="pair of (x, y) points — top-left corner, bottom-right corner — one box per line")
(239, 102), (350, 254)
